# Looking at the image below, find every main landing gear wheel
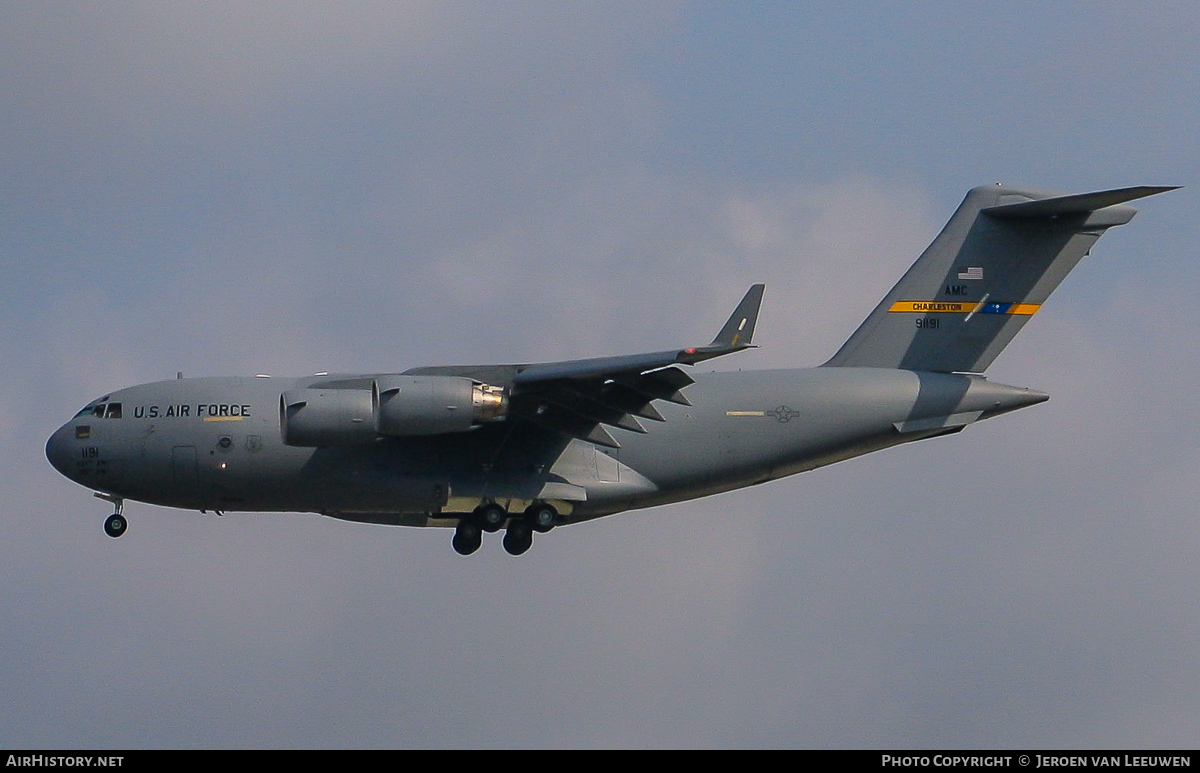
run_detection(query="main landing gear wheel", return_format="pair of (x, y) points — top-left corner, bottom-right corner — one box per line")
(452, 520), (483, 556)
(104, 513), (127, 538)
(525, 503), (557, 533)
(476, 503), (507, 533)
(502, 520), (533, 556)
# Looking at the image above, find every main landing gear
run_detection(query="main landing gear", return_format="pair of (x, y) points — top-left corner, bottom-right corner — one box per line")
(95, 493), (127, 538)
(452, 502), (558, 556)
(452, 519), (482, 556)
(502, 520), (532, 556)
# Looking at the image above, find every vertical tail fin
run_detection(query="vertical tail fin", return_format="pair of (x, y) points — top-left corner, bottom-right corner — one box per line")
(823, 184), (1177, 373)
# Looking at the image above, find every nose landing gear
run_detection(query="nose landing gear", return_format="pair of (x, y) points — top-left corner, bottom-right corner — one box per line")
(103, 513), (127, 538)
(95, 493), (127, 538)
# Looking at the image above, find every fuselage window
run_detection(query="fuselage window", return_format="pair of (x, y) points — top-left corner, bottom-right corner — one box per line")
(104, 403), (122, 419)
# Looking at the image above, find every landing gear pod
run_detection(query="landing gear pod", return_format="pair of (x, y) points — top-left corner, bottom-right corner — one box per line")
(372, 376), (507, 437)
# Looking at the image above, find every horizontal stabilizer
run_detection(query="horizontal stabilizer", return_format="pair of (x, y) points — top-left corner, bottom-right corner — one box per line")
(982, 186), (1180, 219)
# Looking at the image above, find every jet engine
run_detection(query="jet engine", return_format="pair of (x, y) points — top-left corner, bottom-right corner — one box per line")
(279, 388), (376, 447)
(373, 375), (507, 436)
(280, 377), (508, 446)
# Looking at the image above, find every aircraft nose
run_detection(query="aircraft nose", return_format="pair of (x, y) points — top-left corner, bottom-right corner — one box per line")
(45, 424), (76, 479)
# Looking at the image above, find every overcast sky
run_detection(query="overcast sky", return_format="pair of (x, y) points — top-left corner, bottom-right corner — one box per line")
(3, 1), (1197, 748)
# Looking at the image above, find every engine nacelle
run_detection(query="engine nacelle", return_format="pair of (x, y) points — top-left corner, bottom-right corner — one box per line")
(280, 388), (375, 447)
(280, 377), (508, 446)
(373, 375), (507, 437)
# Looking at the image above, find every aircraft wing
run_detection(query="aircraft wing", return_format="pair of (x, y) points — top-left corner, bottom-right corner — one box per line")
(405, 284), (764, 448)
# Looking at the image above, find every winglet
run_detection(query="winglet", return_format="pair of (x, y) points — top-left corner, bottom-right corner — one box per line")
(710, 284), (765, 348)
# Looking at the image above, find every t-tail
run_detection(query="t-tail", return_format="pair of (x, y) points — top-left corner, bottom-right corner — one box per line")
(823, 184), (1178, 373)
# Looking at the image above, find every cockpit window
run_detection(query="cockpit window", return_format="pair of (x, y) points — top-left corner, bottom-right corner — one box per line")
(74, 400), (122, 419)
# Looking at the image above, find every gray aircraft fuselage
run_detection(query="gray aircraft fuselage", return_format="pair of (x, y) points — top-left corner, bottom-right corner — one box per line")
(46, 368), (1043, 524)
(45, 183), (1175, 554)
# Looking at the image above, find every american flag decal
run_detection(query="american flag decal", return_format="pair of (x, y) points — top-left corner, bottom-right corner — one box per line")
(958, 266), (984, 280)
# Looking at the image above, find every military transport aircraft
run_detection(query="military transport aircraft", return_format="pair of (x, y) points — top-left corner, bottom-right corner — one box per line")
(46, 184), (1175, 555)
